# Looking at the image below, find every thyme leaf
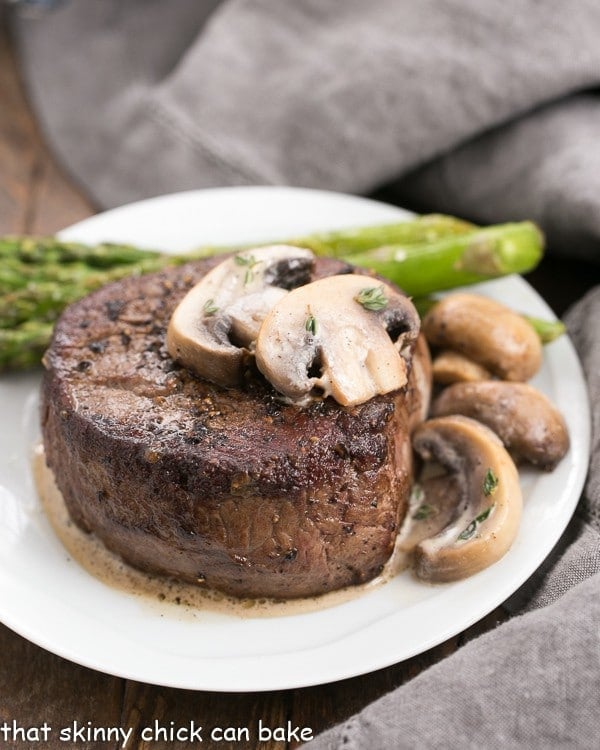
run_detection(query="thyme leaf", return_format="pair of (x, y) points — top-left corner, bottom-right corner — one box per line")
(305, 313), (317, 335)
(475, 504), (495, 524)
(457, 520), (477, 542)
(483, 468), (499, 497)
(355, 285), (388, 311)
(234, 253), (260, 285)
(234, 253), (257, 267)
(457, 503), (495, 542)
(203, 298), (219, 316)
(413, 503), (435, 521)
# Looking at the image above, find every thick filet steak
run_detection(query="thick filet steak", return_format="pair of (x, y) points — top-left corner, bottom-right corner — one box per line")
(41, 257), (427, 599)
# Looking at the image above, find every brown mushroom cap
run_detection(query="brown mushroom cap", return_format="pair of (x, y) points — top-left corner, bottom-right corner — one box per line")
(422, 293), (542, 381)
(411, 415), (522, 583)
(431, 381), (569, 470)
(431, 350), (492, 385)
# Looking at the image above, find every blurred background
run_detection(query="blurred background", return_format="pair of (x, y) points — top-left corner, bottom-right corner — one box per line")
(1, 0), (599, 313)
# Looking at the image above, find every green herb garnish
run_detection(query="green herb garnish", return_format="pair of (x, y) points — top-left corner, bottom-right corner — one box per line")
(413, 503), (435, 521)
(475, 505), (494, 524)
(457, 520), (477, 542)
(355, 285), (388, 311)
(457, 503), (495, 541)
(234, 253), (259, 285)
(483, 468), (499, 497)
(234, 253), (257, 267)
(203, 298), (219, 316)
(305, 313), (317, 335)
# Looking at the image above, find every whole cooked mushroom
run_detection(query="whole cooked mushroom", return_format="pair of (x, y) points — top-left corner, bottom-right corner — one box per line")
(167, 245), (314, 386)
(410, 415), (522, 582)
(432, 381), (569, 470)
(431, 350), (492, 385)
(255, 274), (420, 407)
(422, 293), (542, 381)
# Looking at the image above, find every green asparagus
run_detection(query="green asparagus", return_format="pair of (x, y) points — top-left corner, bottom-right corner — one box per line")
(0, 257), (193, 327)
(346, 222), (544, 297)
(522, 315), (566, 344)
(0, 236), (163, 267)
(0, 322), (55, 372)
(195, 213), (476, 258)
(0, 216), (552, 373)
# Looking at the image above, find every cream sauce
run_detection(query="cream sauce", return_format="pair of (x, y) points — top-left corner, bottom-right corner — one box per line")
(33, 444), (411, 618)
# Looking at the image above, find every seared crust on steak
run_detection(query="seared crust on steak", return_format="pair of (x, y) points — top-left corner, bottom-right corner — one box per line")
(41, 257), (426, 599)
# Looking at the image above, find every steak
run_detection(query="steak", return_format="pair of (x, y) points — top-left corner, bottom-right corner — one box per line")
(41, 257), (429, 599)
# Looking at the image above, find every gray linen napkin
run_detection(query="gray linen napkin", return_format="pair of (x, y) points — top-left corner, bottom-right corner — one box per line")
(11, 0), (600, 261)
(308, 288), (600, 749)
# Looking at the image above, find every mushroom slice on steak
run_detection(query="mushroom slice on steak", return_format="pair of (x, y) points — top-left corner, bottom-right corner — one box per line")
(166, 245), (314, 386)
(410, 415), (522, 582)
(255, 274), (420, 407)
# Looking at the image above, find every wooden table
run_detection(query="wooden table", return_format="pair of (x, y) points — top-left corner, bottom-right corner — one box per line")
(0, 16), (595, 750)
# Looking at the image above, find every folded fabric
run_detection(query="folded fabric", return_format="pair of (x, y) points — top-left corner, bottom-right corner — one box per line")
(9, 2), (600, 745)
(309, 574), (600, 750)
(308, 286), (600, 749)
(12, 0), (600, 261)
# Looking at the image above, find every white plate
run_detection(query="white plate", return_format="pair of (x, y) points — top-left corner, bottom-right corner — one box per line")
(0, 187), (590, 691)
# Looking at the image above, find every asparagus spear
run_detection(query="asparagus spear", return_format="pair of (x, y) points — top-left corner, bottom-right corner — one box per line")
(346, 222), (544, 297)
(522, 315), (566, 344)
(0, 213), (475, 279)
(0, 258), (111, 292)
(0, 218), (549, 372)
(0, 258), (184, 327)
(292, 214), (476, 256)
(0, 236), (163, 267)
(0, 283), (84, 327)
(1, 214), (475, 296)
(0, 217), (537, 300)
(195, 213), (476, 258)
(0, 322), (55, 372)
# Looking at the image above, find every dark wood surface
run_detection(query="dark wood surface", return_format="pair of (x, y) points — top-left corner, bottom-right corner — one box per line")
(0, 16), (593, 750)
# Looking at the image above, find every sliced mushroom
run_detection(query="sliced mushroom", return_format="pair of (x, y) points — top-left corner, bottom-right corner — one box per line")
(397, 472), (463, 555)
(432, 381), (569, 470)
(432, 350), (492, 385)
(407, 334), (433, 430)
(422, 293), (542, 381)
(411, 415), (522, 582)
(166, 245), (314, 386)
(255, 274), (420, 407)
